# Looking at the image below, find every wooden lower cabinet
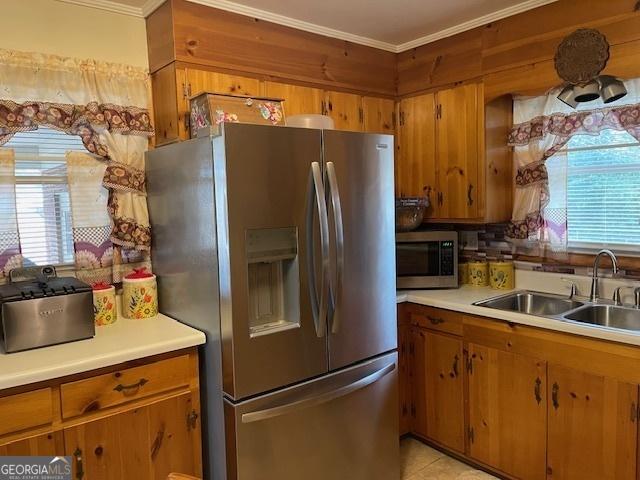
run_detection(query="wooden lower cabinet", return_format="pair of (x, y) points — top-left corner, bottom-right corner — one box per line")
(0, 349), (201, 480)
(547, 365), (638, 480)
(400, 305), (640, 480)
(467, 344), (546, 480)
(411, 327), (465, 451)
(425, 331), (464, 452)
(0, 431), (64, 456)
(398, 320), (411, 436)
(65, 392), (200, 480)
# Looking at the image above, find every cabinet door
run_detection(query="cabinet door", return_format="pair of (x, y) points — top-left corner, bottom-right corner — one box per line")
(362, 96), (395, 135)
(65, 393), (201, 480)
(324, 91), (363, 131)
(435, 83), (479, 219)
(0, 431), (64, 456)
(396, 94), (437, 217)
(425, 331), (464, 452)
(398, 321), (411, 436)
(410, 328), (428, 437)
(264, 82), (323, 117)
(152, 63), (181, 145)
(467, 344), (546, 480)
(547, 365), (637, 480)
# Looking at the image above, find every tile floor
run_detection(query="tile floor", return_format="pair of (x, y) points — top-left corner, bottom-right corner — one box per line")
(400, 437), (497, 480)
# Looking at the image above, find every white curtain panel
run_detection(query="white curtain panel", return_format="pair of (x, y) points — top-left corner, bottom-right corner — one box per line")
(0, 149), (22, 280)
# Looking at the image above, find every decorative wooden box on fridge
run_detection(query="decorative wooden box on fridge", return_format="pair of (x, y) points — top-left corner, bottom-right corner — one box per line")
(189, 92), (285, 137)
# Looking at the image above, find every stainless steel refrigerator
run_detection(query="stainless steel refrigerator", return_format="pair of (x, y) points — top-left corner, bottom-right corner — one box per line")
(146, 123), (398, 480)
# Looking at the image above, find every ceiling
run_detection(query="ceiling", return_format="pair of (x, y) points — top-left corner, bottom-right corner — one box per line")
(58, 0), (557, 52)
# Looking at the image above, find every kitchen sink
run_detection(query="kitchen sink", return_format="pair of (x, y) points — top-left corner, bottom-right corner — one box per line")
(563, 305), (640, 332)
(475, 291), (584, 316)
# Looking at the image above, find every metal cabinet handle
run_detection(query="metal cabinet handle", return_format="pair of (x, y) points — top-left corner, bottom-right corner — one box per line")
(73, 448), (84, 480)
(113, 378), (148, 394)
(452, 354), (459, 377)
(552, 382), (560, 409)
(427, 315), (444, 325)
(631, 402), (637, 423)
(467, 184), (474, 206)
(305, 161), (329, 338)
(325, 162), (344, 334)
(242, 362), (396, 423)
(187, 410), (199, 430)
(534, 377), (542, 404)
(437, 192), (443, 206)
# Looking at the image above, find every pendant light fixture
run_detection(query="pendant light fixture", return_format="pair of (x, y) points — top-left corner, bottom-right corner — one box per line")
(554, 28), (627, 108)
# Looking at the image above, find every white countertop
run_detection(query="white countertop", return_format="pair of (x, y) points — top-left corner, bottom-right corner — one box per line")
(0, 313), (206, 391)
(397, 269), (640, 348)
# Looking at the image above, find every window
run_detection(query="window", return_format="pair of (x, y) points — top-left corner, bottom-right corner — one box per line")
(547, 129), (640, 252)
(4, 128), (84, 266)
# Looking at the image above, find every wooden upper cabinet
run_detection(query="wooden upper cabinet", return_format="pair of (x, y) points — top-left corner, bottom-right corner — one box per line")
(394, 83), (512, 223)
(186, 69), (261, 97)
(547, 365), (638, 480)
(467, 344), (547, 480)
(435, 83), (479, 219)
(424, 331), (464, 452)
(362, 97), (395, 135)
(264, 82), (323, 117)
(324, 91), (363, 131)
(396, 93), (437, 217)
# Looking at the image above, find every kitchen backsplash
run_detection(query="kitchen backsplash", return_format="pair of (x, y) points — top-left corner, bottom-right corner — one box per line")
(427, 223), (640, 280)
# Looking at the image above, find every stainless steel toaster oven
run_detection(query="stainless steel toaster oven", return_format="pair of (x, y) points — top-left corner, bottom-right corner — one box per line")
(0, 266), (95, 353)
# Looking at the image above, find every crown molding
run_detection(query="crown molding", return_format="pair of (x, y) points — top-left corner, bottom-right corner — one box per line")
(186, 0), (398, 52)
(395, 0), (558, 52)
(141, 0), (166, 16)
(55, 0), (144, 17)
(54, 0), (558, 53)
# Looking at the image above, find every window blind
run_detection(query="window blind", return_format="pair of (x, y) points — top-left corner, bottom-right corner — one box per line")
(3, 128), (84, 266)
(552, 129), (640, 252)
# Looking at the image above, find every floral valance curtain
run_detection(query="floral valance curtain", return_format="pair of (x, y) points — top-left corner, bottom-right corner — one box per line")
(0, 49), (153, 283)
(506, 79), (640, 253)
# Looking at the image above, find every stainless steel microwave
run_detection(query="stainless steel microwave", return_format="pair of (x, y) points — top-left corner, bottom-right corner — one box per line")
(396, 231), (458, 289)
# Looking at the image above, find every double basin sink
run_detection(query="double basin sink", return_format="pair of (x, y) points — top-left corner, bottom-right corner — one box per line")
(474, 290), (640, 333)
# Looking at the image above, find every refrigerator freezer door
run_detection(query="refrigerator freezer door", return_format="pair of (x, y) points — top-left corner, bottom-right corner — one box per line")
(226, 352), (399, 480)
(215, 124), (329, 400)
(323, 130), (397, 370)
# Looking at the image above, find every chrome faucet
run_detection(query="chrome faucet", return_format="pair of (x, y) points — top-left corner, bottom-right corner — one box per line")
(589, 249), (618, 302)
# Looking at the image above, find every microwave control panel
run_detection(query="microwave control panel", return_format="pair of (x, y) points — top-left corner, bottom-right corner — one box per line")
(440, 241), (455, 276)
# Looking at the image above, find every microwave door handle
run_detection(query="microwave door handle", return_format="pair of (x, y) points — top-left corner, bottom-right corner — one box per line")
(325, 162), (344, 334)
(305, 161), (329, 338)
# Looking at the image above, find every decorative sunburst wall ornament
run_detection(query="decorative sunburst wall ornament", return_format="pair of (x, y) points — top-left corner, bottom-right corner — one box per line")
(554, 28), (627, 108)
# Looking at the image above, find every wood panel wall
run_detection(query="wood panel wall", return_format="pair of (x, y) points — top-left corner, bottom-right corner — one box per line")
(398, 0), (640, 100)
(147, 0), (396, 97)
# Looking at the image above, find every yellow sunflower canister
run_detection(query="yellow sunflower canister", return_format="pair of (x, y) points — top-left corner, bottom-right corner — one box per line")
(467, 260), (489, 287)
(122, 268), (158, 319)
(489, 261), (515, 290)
(458, 262), (469, 285)
(92, 282), (117, 326)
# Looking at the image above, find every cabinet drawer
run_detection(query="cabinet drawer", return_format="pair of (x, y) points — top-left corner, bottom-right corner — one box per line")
(409, 306), (462, 336)
(61, 354), (191, 419)
(0, 388), (53, 437)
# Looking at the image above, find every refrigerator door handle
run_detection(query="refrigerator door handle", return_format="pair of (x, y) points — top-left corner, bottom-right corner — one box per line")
(306, 161), (329, 338)
(241, 361), (395, 424)
(325, 161), (345, 334)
